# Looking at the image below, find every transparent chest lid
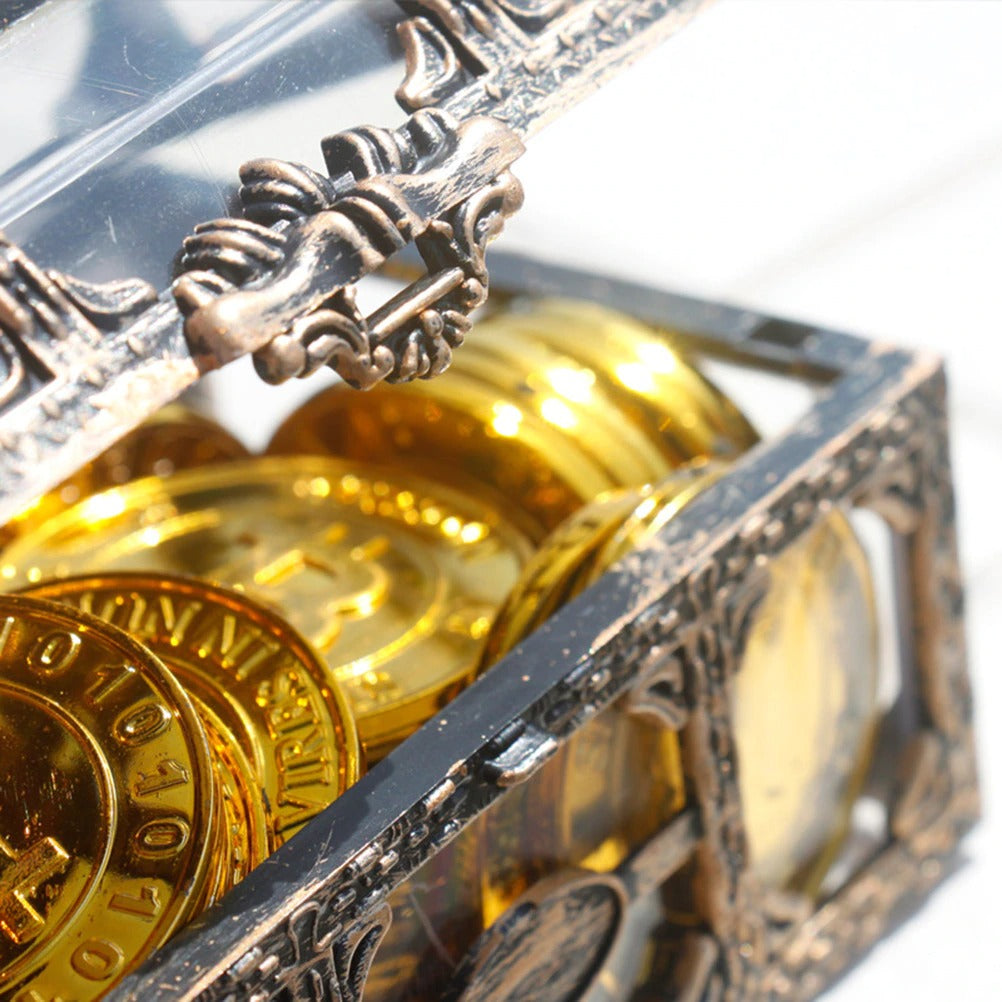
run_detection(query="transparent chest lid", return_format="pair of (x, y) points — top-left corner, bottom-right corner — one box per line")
(0, 0), (708, 524)
(0, 0), (404, 288)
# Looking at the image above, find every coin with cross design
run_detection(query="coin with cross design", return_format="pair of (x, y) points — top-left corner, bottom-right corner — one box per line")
(1, 457), (532, 760)
(0, 594), (214, 1001)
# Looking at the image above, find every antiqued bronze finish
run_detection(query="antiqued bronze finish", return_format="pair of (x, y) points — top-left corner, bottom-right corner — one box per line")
(94, 260), (975, 1002)
(395, 0), (709, 135)
(173, 110), (525, 385)
(0, 594), (216, 1001)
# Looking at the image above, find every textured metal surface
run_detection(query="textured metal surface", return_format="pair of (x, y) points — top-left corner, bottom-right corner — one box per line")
(395, 0), (711, 136)
(96, 254), (976, 1002)
(0, 0), (707, 525)
(173, 109), (524, 385)
(0, 235), (193, 526)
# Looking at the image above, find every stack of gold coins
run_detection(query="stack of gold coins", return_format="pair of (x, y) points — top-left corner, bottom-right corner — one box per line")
(0, 301), (762, 1000)
(0, 594), (217, 1001)
(0, 298), (879, 1002)
(0, 585), (362, 1000)
(480, 466), (878, 897)
(1, 459), (534, 764)
(267, 299), (758, 543)
(0, 413), (364, 999)
(22, 574), (360, 850)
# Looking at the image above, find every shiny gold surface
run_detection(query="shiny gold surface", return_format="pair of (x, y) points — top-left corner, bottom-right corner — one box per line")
(478, 489), (644, 666)
(733, 514), (878, 893)
(22, 573), (361, 845)
(480, 708), (685, 925)
(3, 458), (531, 759)
(268, 301), (756, 543)
(0, 406), (249, 551)
(0, 594), (215, 1001)
(192, 699), (269, 910)
(465, 300), (757, 464)
(482, 464), (718, 667)
(366, 481), (705, 1001)
(474, 478), (699, 938)
(481, 468), (878, 896)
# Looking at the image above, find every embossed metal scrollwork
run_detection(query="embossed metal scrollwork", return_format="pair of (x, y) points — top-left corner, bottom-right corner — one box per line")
(172, 108), (523, 388)
(0, 232), (158, 416)
(396, 0), (575, 111)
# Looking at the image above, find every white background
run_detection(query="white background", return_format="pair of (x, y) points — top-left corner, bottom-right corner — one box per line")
(10, 1), (997, 996)
(502, 1), (1001, 997)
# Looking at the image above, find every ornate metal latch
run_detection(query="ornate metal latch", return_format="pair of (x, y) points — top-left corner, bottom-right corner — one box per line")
(174, 109), (523, 388)
(0, 0), (708, 521)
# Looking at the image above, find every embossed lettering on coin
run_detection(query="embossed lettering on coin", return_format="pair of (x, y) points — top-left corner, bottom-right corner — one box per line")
(0, 595), (214, 1001)
(23, 573), (361, 845)
(4, 457), (530, 758)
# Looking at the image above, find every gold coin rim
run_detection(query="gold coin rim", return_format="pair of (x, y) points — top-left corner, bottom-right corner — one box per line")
(20, 571), (363, 844)
(0, 593), (216, 996)
(3, 456), (531, 754)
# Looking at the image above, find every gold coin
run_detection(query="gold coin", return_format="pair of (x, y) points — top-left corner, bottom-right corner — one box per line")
(368, 481), (705, 1001)
(591, 473), (879, 892)
(480, 300), (757, 464)
(0, 594), (215, 1001)
(0, 405), (248, 550)
(481, 464), (719, 668)
(267, 302), (755, 543)
(22, 573), (361, 845)
(479, 487), (661, 669)
(367, 706), (686, 1002)
(191, 699), (268, 910)
(732, 514), (878, 892)
(482, 468), (878, 896)
(4, 458), (531, 761)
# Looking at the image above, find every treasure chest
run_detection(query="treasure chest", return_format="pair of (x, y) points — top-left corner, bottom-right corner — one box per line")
(0, 2), (977, 1001)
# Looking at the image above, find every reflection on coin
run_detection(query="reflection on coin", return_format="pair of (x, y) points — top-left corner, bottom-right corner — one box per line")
(732, 514), (878, 892)
(23, 573), (361, 845)
(482, 466), (878, 895)
(0, 594), (215, 1001)
(268, 302), (755, 543)
(482, 464), (718, 668)
(479, 488), (653, 669)
(459, 301), (757, 465)
(0, 406), (248, 551)
(3, 458), (531, 760)
(191, 699), (269, 910)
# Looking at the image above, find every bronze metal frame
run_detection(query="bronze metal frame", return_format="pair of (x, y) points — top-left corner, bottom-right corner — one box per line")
(103, 252), (977, 1002)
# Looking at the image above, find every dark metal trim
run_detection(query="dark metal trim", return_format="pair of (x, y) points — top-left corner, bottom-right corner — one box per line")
(106, 252), (976, 1002)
